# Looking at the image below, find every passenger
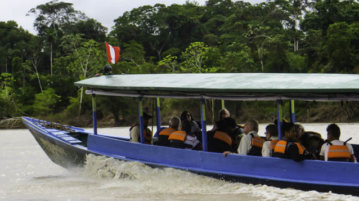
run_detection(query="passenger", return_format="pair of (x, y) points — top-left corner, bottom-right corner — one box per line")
(223, 119), (259, 157)
(272, 123), (306, 161)
(129, 112), (152, 144)
(211, 108), (231, 131)
(237, 119), (259, 155)
(319, 123), (356, 162)
(208, 117), (237, 153)
(169, 120), (200, 149)
(294, 124), (305, 144)
(157, 116), (180, 146)
(261, 124), (278, 157)
(292, 123), (323, 159)
(180, 111), (201, 139)
(301, 131), (324, 159)
(219, 108), (230, 120)
(184, 121), (201, 150)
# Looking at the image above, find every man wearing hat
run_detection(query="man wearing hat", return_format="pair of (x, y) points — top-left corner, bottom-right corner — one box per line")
(129, 112), (153, 144)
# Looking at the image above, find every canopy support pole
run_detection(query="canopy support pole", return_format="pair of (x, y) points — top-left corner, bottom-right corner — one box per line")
(277, 100), (283, 140)
(290, 99), (296, 123)
(155, 97), (161, 137)
(200, 98), (208, 151)
(92, 94), (97, 135)
(138, 97), (144, 143)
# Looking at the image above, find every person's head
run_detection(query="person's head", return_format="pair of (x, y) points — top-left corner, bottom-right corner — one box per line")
(306, 135), (324, 154)
(243, 119), (259, 134)
(293, 124), (305, 139)
(327, 123), (340, 141)
(181, 111), (192, 122)
(282, 122), (295, 140)
(169, 116), (181, 130)
(219, 108), (230, 120)
(217, 117), (237, 134)
(143, 112), (152, 126)
(265, 124), (277, 140)
(103, 64), (112, 75)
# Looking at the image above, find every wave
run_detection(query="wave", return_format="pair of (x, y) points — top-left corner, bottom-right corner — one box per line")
(83, 154), (358, 201)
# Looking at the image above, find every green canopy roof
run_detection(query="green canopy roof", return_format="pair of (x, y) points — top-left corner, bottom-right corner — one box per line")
(74, 73), (359, 101)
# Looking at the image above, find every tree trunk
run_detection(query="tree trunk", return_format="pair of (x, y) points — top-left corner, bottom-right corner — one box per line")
(294, 39), (299, 52)
(257, 45), (264, 72)
(32, 59), (43, 93)
(35, 71), (43, 93)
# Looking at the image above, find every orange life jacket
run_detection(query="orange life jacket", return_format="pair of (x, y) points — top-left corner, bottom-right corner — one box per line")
(213, 131), (233, 146)
(159, 128), (176, 136)
(273, 140), (304, 155)
(247, 134), (265, 156)
(251, 134), (265, 148)
(168, 130), (187, 142)
(270, 139), (279, 151)
(327, 142), (351, 161)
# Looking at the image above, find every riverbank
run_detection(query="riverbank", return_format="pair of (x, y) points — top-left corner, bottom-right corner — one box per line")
(0, 117), (24, 129)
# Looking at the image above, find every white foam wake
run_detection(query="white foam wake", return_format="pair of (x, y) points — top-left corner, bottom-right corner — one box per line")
(83, 154), (358, 201)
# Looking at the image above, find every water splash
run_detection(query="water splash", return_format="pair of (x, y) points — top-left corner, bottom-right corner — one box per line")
(83, 154), (358, 201)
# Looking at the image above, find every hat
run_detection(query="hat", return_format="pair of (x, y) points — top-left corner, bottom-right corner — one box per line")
(143, 112), (152, 119)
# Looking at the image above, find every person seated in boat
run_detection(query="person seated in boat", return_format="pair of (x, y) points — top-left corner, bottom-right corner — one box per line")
(237, 119), (259, 155)
(272, 122), (306, 161)
(261, 124), (278, 157)
(300, 131), (324, 160)
(180, 110), (202, 140)
(292, 123), (320, 159)
(157, 116), (181, 146)
(319, 123), (356, 162)
(184, 122), (202, 150)
(208, 117), (237, 153)
(129, 112), (152, 144)
(210, 108), (231, 131)
(169, 120), (201, 149)
(223, 119), (259, 157)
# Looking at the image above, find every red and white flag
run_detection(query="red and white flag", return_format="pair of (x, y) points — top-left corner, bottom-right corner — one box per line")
(105, 42), (120, 64)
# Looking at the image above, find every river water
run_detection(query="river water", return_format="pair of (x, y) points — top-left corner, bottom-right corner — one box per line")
(1, 123), (359, 201)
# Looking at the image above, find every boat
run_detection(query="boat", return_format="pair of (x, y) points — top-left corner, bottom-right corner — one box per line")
(22, 73), (359, 195)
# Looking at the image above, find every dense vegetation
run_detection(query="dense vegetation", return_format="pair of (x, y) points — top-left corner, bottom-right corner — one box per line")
(2, 0), (359, 127)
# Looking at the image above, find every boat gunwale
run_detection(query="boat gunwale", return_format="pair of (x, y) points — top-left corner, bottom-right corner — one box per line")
(22, 117), (87, 148)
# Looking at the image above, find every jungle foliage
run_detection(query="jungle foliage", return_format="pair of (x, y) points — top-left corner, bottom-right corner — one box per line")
(2, 0), (359, 126)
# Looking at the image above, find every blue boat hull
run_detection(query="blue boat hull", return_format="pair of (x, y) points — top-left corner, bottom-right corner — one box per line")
(22, 117), (93, 168)
(22, 117), (359, 195)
